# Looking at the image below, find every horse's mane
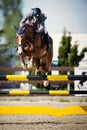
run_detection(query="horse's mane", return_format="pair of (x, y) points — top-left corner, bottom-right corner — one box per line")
(22, 23), (35, 29)
(17, 23), (34, 36)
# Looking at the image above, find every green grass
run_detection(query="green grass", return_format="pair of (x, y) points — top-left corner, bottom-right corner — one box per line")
(59, 98), (70, 102)
(79, 99), (83, 102)
(85, 99), (87, 102)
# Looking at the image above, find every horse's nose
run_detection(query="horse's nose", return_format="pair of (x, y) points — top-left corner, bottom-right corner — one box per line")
(17, 46), (23, 54)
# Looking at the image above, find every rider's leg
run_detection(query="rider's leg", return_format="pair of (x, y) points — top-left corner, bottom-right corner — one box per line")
(36, 22), (51, 51)
(43, 24), (51, 51)
(44, 32), (51, 51)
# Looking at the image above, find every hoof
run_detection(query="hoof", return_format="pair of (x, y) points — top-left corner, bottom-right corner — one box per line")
(43, 80), (49, 87)
(22, 65), (27, 70)
(27, 64), (33, 69)
(35, 71), (41, 76)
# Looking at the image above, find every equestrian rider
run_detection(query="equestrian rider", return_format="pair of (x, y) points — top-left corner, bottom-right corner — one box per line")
(19, 7), (51, 51)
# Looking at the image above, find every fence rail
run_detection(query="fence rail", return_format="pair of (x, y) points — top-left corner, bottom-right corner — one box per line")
(0, 66), (74, 72)
(0, 66), (74, 84)
(0, 90), (87, 96)
(0, 74), (87, 81)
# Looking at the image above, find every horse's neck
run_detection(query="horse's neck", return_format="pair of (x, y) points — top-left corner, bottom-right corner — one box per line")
(25, 24), (34, 39)
(33, 35), (41, 48)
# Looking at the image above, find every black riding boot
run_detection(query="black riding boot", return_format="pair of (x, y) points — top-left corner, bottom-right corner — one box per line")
(44, 33), (51, 51)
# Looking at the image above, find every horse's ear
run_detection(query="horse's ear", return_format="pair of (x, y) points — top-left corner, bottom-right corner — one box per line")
(13, 25), (19, 32)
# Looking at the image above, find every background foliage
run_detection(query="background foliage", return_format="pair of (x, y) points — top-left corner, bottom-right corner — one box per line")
(0, 0), (22, 66)
(58, 29), (87, 74)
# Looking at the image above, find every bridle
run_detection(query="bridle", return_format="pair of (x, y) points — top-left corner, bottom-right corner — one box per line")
(16, 24), (42, 55)
(16, 33), (31, 54)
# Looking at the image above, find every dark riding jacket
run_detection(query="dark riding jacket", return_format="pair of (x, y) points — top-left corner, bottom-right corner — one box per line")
(20, 12), (47, 33)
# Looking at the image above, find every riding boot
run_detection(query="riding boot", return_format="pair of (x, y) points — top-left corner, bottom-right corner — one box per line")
(44, 33), (51, 51)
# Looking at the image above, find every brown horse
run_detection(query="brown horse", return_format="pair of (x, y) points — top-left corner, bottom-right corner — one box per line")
(15, 23), (53, 75)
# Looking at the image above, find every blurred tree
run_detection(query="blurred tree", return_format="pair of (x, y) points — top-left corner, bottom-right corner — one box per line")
(58, 29), (72, 67)
(58, 29), (87, 73)
(0, 0), (22, 66)
(68, 44), (78, 66)
(58, 29), (87, 90)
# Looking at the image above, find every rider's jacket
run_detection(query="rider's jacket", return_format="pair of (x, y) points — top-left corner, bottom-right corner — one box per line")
(20, 12), (47, 34)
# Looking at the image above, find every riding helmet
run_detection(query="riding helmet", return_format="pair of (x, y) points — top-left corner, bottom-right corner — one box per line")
(32, 8), (41, 18)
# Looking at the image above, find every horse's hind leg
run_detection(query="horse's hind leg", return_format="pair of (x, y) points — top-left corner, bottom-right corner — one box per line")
(35, 69), (42, 75)
(41, 57), (49, 74)
(34, 58), (41, 75)
(41, 54), (52, 87)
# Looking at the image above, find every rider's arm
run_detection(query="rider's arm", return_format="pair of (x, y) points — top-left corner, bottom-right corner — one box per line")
(36, 13), (47, 33)
(39, 13), (47, 22)
(19, 10), (33, 27)
(37, 24), (44, 33)
(19, 15), (29, 27)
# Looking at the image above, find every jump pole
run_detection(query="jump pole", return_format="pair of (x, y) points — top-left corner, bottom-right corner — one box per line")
(0, 90), (87, 96)
(0, 75), (87, 81)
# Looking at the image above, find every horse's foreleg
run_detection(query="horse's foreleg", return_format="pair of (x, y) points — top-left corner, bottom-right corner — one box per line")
(27, 56), (33, 69)
(19, 55), (27, 69)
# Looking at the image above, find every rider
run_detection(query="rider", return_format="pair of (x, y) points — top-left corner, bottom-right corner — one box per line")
(19, 7), (51, 51)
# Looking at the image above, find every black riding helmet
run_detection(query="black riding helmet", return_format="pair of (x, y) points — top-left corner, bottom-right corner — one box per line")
(32, 8), (41, 18)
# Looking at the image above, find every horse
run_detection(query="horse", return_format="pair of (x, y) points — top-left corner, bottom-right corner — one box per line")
(15, 23), (53, 76)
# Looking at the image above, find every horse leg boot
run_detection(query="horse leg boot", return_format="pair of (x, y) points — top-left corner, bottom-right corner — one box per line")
(27, 56), (33, 69)
(44, 33), (51, 51)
